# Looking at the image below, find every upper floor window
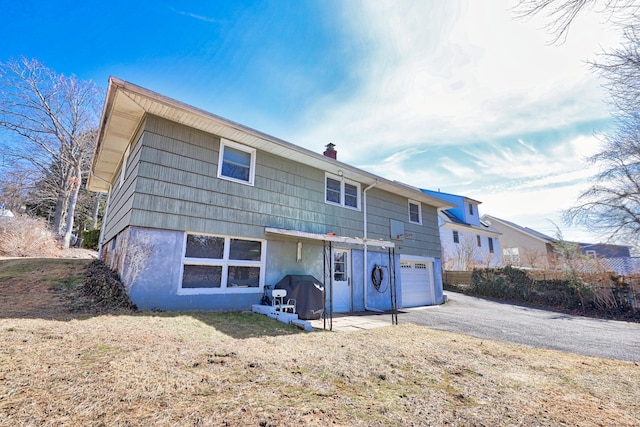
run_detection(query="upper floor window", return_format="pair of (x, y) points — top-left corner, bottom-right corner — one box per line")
(468, 203), (474, 216)
(217, 139), (256, 186)
(119, 141), (133, 189)
(325, 173), (360, 210)
(477, 235), (482, 247)
(408, 200), (422, 224)
(488, 237), (494, 253)
(453, 230), (459, 244)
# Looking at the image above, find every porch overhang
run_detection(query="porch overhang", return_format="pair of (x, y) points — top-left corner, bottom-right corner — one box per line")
(265, 227), (395, 248)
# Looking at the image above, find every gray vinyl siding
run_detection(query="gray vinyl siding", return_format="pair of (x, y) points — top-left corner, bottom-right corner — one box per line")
(120, 115), (440, 258)
(102, 126), (144, 243)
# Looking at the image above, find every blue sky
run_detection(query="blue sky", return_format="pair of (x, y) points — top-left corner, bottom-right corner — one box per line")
(1, 0), (621, 242)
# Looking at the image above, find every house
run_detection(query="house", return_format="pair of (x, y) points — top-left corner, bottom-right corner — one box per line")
(481, 215), (555, 269)
(482, 214), (635, 273)
(421, 190), (501, 270)
(87, 78), (454, 313)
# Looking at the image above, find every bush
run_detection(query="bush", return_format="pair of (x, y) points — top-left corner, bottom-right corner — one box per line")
(0, 215), (60, 257)
(82, 229), (101, 250)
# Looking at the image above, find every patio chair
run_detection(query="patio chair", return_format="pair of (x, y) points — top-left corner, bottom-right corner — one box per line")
(271, 289), (296, 314)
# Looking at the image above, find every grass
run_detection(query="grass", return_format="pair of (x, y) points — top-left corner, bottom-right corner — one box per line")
(0, 259), (639, 426)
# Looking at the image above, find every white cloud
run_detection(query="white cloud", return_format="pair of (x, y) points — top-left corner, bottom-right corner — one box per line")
(287, 0), (619, 243)
(292, 0), (617, 162)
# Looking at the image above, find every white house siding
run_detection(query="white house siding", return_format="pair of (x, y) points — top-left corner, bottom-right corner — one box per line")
(440, 225), (501, 270)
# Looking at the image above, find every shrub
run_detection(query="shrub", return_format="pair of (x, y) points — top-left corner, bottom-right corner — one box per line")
(82, 229), (101, 250)
(0, 215), (60, 257)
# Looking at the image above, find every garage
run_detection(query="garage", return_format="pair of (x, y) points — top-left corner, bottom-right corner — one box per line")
(400, 257), (436, 307)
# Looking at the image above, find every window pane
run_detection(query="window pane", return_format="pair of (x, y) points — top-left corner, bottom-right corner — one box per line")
(227, 266), (260, 288)
(326, 177), (341, 203)
(409, 203), (419, 222)
(222, 146), (251, 182)
(186, 234), (225, 259)
(182, 265), (222, 288)
(453, 230), (459, 243)
(334, 252), (346, 281)
(344, 183), (358, 208)
(229, 239), (262, 261)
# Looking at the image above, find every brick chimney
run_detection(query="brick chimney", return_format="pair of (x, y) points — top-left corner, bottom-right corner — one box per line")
(323, 143), (337, 160)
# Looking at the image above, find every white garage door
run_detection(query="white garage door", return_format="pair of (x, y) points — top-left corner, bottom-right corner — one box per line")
(400, 258), (435, 307)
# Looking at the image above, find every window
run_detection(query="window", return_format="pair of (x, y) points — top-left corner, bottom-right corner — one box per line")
(334, 251), (347, 281)
(217, 139), (256, 185)
(325, 173), (361, 210)
(408, 200), (422, 224)
(488, 237), (494, 253)
(119, 145), (130, 188)
(468, 203), (474, 216)
(585, 250), (597, 257)
(453, 230), (459, 243)
(477, 235), (482, 247)
(503, 247), (520, 264)
(180, 233), (265, 293)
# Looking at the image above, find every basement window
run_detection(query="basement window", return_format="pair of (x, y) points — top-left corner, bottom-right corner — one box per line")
(180, 233), (265, 294)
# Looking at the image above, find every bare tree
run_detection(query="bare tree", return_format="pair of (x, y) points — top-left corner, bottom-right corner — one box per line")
(444, 234), (484, 271)
(514, 0), (639, 44)
(517, 1), (640, 246)
(0, 58), (103, 247)
(0, 169), (31, 213)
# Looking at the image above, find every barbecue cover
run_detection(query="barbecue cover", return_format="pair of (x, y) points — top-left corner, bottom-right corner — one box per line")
(274, 275), (324, 320)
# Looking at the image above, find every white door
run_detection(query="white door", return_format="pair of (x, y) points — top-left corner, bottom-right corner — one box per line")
(331, 249), (351, 312)
(400, 258), (435, 307)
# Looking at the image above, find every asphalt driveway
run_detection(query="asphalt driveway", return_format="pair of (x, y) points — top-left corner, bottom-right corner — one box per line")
(400, 292), (640, 363)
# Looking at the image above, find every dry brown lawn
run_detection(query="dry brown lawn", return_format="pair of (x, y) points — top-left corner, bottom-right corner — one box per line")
(1, 258), (639, 426)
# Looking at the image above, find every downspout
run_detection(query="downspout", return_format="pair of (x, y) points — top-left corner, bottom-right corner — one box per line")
(363, 179), (382, 312)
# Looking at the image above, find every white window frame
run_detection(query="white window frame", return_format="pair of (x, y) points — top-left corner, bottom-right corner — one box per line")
(453, 230), (459, 244)
(503, 247), (520, 264)
(217, 138), (257, 186)
(324, 173), (361, 210)
(178, 232), (266, 295)
(408, 200), (422, 225)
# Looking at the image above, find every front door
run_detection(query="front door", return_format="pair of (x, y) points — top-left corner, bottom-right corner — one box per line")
(331, 249), (351, 312)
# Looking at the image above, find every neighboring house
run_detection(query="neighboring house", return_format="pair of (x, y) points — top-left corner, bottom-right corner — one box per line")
(87, 78), (454, 313)
(421, 190), (501, 270)
(482, 214), (635, 274)
(481, 215), (555, 269)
